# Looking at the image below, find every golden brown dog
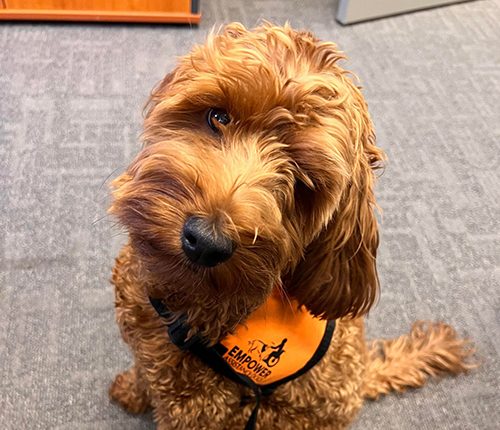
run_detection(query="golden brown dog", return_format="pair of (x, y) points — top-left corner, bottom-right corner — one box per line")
(108, 23), (473, 429)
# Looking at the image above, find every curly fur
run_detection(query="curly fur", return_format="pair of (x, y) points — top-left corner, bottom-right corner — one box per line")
(108, 23), (474, 429)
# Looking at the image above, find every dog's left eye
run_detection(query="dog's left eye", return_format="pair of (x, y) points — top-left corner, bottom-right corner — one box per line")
(207, 108), (231, 132)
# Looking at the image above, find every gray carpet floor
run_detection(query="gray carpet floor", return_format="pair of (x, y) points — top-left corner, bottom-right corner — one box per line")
(1, 0), (499, 429)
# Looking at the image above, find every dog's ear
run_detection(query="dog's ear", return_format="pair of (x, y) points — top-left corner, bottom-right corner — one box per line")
(108, 70), (171, 222)
(143, 71), (176, 121)
(286, 79), (385, 321)
(108, 71), (175, 217)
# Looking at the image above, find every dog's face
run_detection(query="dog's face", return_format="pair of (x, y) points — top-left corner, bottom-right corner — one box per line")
(111, 23), (384, 324)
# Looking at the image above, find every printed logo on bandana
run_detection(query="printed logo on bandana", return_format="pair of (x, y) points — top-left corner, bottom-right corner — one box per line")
(223, 338), (288, 383)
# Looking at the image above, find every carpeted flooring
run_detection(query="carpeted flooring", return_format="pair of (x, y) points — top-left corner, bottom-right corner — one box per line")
(0, 1), (499, 429)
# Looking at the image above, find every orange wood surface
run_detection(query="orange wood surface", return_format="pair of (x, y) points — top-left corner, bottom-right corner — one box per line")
(0, 0), (201, 23)
(0, 9), (201, 23)
(4, 0), (191, 13)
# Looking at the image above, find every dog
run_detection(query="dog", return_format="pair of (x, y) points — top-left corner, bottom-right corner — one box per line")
(108, 22), (473, 429)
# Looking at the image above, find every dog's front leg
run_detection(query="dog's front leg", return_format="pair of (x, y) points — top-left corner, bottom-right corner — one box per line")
(109, 365), (151, 414)
(147, 365), (240, 430)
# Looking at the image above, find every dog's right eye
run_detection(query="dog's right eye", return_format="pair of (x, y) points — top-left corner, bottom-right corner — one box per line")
(207, 108), (231, 133)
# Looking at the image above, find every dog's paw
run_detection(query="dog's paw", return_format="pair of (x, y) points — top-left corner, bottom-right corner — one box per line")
(109, 368), (150, 414)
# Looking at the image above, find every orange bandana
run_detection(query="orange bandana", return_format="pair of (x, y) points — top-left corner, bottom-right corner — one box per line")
(220, 290), (331, 385)
(149, 291), (335, 430)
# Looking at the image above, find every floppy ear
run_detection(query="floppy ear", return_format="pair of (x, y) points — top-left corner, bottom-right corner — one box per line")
(108, 70), (177, 230)
(143, 71), (175, 121)
(285, 81), (385, 321)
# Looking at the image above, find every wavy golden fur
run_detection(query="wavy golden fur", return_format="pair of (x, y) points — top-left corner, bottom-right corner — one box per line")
(108, 23), (474, 429)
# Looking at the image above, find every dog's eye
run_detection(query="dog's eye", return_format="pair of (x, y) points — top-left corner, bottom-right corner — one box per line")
(207, 108), (231, 132)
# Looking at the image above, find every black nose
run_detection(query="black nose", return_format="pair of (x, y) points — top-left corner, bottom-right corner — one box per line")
(181, 217), (234, 267)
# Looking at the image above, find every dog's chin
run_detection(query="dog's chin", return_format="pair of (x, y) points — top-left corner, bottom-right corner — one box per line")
(132, 238), (281, 308)
(207, 257), (280, 295)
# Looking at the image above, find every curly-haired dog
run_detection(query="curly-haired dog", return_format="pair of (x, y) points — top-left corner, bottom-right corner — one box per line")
(108, 23), (473, 429)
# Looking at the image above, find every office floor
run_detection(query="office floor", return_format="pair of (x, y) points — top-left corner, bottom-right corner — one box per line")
(0, 0), (499, 429)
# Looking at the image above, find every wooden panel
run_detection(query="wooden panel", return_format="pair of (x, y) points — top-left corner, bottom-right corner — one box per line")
(0, 8), (201, 23)
(5, 0), (191, 13)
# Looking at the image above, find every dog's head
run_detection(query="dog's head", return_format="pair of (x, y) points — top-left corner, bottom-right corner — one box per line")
(110, 23), (384, 330)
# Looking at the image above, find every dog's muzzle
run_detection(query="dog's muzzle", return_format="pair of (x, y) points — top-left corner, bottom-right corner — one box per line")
(181, 216), (234, 267)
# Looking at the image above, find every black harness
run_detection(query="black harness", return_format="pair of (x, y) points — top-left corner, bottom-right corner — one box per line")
(149, 297), (335, 430)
